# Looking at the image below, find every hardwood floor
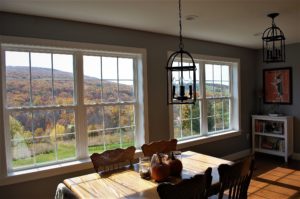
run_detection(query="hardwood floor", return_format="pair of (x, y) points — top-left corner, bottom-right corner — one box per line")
(248, 153), (300, 199)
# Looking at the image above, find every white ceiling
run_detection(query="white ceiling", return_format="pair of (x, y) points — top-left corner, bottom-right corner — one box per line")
(1, 0), (299, 49)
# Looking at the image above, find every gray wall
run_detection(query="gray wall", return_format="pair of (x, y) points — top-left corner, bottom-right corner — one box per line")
(0, 12), (257, 198)
(258, 43), (300, 153)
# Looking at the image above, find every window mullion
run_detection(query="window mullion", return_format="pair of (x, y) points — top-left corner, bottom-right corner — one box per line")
(75, 52), (87, 159)
(200, 62), (208, 136)
(1, 48), (11, 173)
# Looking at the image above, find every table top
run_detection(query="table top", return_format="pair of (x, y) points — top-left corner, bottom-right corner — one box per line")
(64, 151), (231, 199)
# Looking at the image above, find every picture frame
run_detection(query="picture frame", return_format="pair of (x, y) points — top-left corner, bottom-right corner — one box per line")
(263, 67), (292, 104)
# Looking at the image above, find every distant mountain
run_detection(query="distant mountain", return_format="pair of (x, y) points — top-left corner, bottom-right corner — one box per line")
(6, 66), (97, 80)
(5, 66), (134, 108)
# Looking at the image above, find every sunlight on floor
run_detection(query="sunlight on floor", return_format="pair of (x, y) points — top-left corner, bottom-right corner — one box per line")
(248, 167), (300, 199)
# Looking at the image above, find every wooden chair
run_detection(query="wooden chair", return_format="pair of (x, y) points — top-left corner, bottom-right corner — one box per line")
(157, 167), (212, 199)
(90, 146), (136, 173)
(217, 156), (255, 199)
(141, 139), (177, 157)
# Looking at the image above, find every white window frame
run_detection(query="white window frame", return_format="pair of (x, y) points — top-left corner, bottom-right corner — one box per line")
(169, 53), (241, 149)
(0, 35), (148, 185)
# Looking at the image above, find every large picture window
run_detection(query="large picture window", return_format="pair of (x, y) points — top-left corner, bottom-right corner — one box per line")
(83, 55), (136, 154)
(172, 57), (239, 141)
(1, 43), (146, 172)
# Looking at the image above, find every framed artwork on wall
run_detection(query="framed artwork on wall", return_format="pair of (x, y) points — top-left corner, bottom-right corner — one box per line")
(263, 67), (292, 104)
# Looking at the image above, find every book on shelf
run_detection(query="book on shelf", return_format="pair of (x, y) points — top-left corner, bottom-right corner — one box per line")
(254, 120), (284, 134)
(261, 137), (284, 152)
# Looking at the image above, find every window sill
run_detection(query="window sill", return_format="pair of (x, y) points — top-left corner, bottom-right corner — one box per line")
(177, 130), (241, 150)
(0, 150), (144, 186)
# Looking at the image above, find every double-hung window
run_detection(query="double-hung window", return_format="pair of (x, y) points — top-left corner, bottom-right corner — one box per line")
(172, 55), (240, 141)
(1, 42), (147, 173)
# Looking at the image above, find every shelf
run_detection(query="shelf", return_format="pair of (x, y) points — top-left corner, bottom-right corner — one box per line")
(254, 148), (285, 156)
(252, 115), (293, 163)
(254, 132), (284, 138)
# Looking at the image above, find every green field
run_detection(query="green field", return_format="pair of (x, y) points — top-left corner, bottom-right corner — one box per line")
(13, 142), (134, 168)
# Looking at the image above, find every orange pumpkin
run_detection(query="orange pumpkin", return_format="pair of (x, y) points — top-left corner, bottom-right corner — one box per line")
(167, 152), (183, 176)
(150, 153), (170, 182)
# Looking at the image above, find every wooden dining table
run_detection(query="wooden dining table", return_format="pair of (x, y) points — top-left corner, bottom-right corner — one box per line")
(63, 151), (232, 199)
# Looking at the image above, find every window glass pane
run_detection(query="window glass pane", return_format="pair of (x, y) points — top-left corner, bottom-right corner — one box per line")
(86, 107), (104, 131)
(103, 81), (118, 102)
(57, 133), (76, 160)
(102, 57), (117, 79)
(5, 51), (30, 107)
(118, 58), (133, 80)
(181, 104), (191, 120)
(6, 79), (30, 107)
(121, 127), (135, 148)
(104, 106), (119, 129)
(34, 136), (56, 164)
(119, 81), (135, 102)
(10, 111), (33, 169)
(222, 65), (230, 97)
(215, 99), (223, 116)
(222, 65), (229, 81)
(206, 80), (214, 98)
(104, 129), (120, 150)
(214, 81), (222, 97)
(196, 63), (200, 81)
(6, 51), (29, 67)
(174, 120), (181, 139)
(207, 100), (215, 117)
(53, 54), (74, 105)
(192, 119), (200, 135)
(215, 115), (223, 131)
(191, 102), (200, 118)
(54, 109), (76, 160)
(223, 99), (230, 114)
(224, 113), (230, 129)
(208, 116), (215, 132)
(120, 105), (135, 127)
(83, 55), (102, 104)
(205, 64), (213, 80)
(31, 53), (52, 78)
(214, 65), (222, 81)
(32, 79), (53, 106)
(88, 131), (104, 154)
(182, 120), (191, 137)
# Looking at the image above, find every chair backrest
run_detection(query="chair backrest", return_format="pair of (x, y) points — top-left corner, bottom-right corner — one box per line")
(157, 167), (212, 199)
(141, 139), (177, 157)
(90, 146), (136, 173)
(217, 156), (255, 199)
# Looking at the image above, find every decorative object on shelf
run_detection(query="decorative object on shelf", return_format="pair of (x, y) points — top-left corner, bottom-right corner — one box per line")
(263, 67), (292, 105)
(262, 13), (286, 63)
(166, 0), (196, 104)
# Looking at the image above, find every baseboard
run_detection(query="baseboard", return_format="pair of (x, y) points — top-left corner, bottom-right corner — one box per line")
(222, 149), (252, 161)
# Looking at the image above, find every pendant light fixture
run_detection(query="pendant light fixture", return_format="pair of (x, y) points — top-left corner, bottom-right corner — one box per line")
(167, 0), (196, 104)
(262, 13), (286, 63)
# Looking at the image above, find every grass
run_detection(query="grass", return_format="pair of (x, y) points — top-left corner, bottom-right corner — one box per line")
(13, 142), (134, 168)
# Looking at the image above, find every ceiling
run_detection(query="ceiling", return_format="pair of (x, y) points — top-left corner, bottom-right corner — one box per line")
(1, 0), (299, 49)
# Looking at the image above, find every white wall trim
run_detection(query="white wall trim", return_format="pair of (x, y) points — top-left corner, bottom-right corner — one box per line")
(222, 149), (251, 161)
(177, 131), (241, 150)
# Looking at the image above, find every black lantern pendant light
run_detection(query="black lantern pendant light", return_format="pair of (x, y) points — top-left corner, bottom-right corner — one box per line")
(167, 0), (196, 104)
(262, 13), (286, 63)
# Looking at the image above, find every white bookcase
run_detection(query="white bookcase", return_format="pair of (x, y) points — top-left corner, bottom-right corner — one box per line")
(252, 115), (293, 162)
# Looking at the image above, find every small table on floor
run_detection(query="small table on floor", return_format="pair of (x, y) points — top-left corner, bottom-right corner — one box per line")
(64, 151), (231, 198)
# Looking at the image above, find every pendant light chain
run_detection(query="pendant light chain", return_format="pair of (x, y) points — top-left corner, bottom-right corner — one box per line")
(178, 0), (184, 50)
